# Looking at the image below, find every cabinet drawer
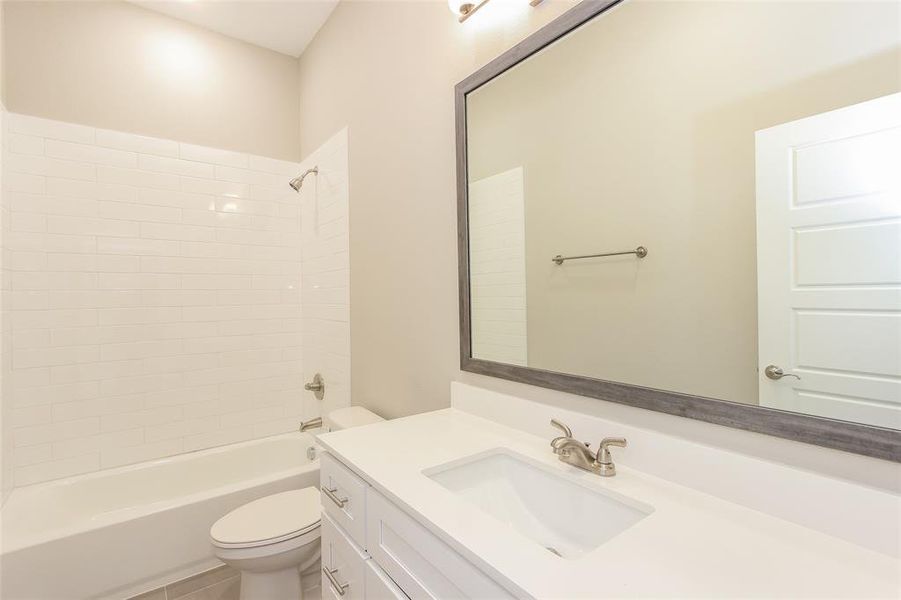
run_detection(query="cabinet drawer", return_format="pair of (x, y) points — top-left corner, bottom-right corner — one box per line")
(366, 489), (514, 600)
(365, 561), (409, 600)
(321, 513), (367, 600)
(321, 452), (368, 548)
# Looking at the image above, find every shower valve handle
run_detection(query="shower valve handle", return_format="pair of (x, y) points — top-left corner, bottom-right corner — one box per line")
(304, 373), (325, 399)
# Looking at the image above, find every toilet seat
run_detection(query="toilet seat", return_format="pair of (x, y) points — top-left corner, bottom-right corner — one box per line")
(212, 526), (321, 563)
(211, 488), (321, 549)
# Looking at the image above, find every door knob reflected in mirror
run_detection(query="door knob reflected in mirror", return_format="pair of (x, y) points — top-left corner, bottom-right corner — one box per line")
(764, 365), (800, 381)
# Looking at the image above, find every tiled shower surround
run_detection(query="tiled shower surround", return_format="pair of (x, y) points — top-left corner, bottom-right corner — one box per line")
(468, 167), (528, 367)
(1, 114), (350, 487)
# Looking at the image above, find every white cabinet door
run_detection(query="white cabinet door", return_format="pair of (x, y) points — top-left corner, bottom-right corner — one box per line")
(366, 489), (514, 600)
(365, 561), (409, 600)
(321, 452), (369, 548)
(755, 92), (901, 427)
(322, 513), (368, 600)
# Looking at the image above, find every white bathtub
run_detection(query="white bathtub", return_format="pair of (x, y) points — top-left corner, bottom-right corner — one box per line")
(1, 432), (319, 599)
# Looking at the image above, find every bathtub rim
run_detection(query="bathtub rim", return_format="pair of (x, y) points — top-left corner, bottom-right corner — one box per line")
(1, 431), (321, 554)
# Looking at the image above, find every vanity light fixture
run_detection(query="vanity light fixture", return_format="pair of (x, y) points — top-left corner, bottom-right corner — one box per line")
(448, 0), (489, 22)
(450, 0), (544, 23)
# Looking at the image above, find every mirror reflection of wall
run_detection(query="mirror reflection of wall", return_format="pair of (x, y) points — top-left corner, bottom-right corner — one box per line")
(466, 0), (900, 423)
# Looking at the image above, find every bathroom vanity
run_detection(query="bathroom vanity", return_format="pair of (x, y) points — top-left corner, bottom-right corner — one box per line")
(317, 403), (899, 599)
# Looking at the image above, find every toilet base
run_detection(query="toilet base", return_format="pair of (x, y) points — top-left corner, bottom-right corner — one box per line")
(240, 566), (302, 600)
(213, 524), (321, 600)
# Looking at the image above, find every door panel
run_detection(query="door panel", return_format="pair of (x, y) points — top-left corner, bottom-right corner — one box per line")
(795, 221), (901, 285)
(796, 311), (900, 376)
(793, 127), (901, 204)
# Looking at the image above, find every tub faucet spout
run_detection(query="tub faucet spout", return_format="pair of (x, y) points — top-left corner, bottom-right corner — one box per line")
(299, 417), (322, 432)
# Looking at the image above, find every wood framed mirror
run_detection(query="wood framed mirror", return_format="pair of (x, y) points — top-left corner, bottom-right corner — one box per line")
(455, 0), (901, 461)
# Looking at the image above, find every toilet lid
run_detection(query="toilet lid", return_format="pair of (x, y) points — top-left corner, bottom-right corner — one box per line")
(211, 488), (321, 548)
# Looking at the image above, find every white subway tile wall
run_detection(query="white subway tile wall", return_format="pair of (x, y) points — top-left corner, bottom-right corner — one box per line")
(1, 114), (350, 487)
(299, 130), (351, 420)
(469, 167), (528, 366)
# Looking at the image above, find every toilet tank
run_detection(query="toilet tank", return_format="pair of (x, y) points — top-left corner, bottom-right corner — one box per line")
(324, 406), (384, 431)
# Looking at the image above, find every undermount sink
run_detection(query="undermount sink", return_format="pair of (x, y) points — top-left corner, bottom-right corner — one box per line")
(424, 449), (653, 559)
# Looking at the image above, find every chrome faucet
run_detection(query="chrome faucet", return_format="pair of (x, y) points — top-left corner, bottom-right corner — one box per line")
(550, 419), (627, 477)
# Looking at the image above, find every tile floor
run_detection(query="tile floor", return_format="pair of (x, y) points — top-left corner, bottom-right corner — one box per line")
(128, 565), (321, 600)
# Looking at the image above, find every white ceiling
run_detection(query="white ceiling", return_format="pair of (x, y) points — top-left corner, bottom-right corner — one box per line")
(131, 0), (340, 57)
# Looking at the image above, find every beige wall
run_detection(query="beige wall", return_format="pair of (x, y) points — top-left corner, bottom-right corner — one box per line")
(298, 0), (579, 418)
(1, 1), (10, 506)
(467, 0), (900, 405)
(3, 1), (301, 161)
(0, 0), (5, 107)
(298, 0), (900, 489)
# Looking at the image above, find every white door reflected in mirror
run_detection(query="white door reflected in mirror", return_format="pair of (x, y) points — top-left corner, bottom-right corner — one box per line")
(756, 93), (901, 428)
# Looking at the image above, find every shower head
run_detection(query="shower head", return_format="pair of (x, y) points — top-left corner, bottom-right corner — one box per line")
(289, 167), (318, 192)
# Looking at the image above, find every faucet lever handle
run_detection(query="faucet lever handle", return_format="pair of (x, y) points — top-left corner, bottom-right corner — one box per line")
(601, 437), (627, 448)
(597, 437), (627, 462)
(595, 437), (627, 477)
(550, 419), (573, 438)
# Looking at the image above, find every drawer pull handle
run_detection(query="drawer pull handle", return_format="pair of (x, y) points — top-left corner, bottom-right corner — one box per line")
(323, 567), (349, 596)
(322, 486), (348, 508)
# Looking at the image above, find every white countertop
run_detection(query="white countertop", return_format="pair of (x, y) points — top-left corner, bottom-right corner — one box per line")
(318, 408), (901, 599)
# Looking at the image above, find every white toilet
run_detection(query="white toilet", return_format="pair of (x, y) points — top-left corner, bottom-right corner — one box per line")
(210, 407), (384, 600)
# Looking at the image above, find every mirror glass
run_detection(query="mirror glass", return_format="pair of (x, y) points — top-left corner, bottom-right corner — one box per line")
(465, 0), (901, 429)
